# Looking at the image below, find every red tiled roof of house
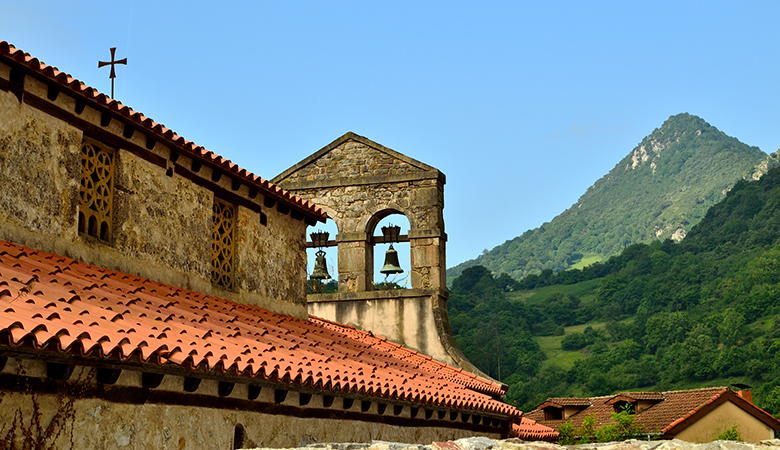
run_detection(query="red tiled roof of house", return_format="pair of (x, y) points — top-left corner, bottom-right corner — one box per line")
(0, 40), (325, 222)
(661, 388), (780, 435)
(541, 397), (592, 407)
(611, 391), (665, 401)
(0, 240), (516, 418)
(509, 417), (559, 441)
(526, 387), (780, 436)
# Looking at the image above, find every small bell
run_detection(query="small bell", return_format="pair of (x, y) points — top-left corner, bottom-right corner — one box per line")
(310, 249), (331, 280)
(380, 244), (403, 275)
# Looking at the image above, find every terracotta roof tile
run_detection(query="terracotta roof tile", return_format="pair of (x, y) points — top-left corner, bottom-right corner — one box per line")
(526, 387), (780, 435)
(542, 397), (592, 407)
(0, 40), (325, 221)
(0, 240), (517, 419)
(509, 417), (558, 441)
(615, 391), (664, 401)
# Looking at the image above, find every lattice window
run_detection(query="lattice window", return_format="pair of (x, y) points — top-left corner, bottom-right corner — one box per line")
(211, 198), (237, 289)
(78, 141), (115, 242)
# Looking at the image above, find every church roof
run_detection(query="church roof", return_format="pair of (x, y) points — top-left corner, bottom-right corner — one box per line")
(0, 239), (517, 418)
(510, 417), (560, 441)
(0, 40), (326, 222)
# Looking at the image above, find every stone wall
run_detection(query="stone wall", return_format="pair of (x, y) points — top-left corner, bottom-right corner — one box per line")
(288, 139), (424, 181)
(0, 390), (497, 449)
(290, 177), (445, 292)
(237, 205), (308, 308)
(0, 86), (82, 241)
(112, 144), (213, 283)
(275, 136), (446, 293)
(308, 290), (451, 364)
(0, 357), (502, 449)
(307, 289), (484, 378)
(245, 437), (780, 450)
(0, 80), (308, 317)
(274, 133), (487, 377)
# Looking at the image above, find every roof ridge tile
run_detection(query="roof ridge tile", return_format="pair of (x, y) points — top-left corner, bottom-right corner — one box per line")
(0, 40), (326, 221)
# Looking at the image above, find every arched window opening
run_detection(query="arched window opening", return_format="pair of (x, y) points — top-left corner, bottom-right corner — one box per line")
(371, 213), (411, 290)
(306, 218), (338, 293)
(232, 423), (245, 449)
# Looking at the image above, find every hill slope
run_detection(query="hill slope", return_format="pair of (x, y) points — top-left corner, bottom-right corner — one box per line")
(449, 113), (768, 280)
(448, 163), (780, 415)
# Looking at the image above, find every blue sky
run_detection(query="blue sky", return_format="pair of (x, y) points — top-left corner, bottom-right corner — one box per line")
(3, 1), (779, 267)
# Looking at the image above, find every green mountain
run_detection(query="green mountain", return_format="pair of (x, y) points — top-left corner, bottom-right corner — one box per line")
(449, 113), (769, 281)
(448, 163), (780, 415)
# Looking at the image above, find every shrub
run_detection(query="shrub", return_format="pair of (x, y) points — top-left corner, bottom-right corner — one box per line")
(557, 421), (576, 445)
(716, 426), (741, 441)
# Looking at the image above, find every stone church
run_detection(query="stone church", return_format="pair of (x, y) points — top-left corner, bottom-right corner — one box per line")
(0, 40), (556, 448)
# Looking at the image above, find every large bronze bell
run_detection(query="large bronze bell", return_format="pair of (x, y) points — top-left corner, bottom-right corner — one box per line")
(380, 244), (403, 275)
(310, 249), (331, 280)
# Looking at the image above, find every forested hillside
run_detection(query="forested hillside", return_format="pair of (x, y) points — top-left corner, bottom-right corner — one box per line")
(449, 113), (768, 281)
(449, 164), (780, 415)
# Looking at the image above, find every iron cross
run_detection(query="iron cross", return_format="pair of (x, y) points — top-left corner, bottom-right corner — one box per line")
(98, 47), (127, 99)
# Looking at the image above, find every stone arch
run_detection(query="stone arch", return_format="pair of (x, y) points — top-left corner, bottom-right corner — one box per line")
(306, 216), (340, 292)
(271, 133), (490, 380)
(363, 206), (416, 236)
(365, 209), (412, 289)
(310, 205), (342, 235)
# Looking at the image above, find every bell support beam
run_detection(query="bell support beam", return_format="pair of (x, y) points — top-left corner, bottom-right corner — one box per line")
(305, 234), (409, 248)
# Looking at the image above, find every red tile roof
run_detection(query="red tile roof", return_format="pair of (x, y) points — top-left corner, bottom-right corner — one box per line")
(526, 387), (780, 436)
(608, 391), (664, 402)
(0, 40), (325, 222)
(509, 417), (559, 441)
(0, 240), (517, 419)
(541, 398), (592, 407)
(662, 388), (780, 436)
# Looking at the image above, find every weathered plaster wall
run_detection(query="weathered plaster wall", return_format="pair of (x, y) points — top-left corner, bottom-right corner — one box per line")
(237, 205), (307, 308)
(674, 401), (775, 443)
(113, 147), (213, 282)
(308, 290), (447, 363)
(0, 87), (82, 240)
(0, 358), (501, 449)
(307, 290), (489, 377)
(0, 88), (307, 317)
(0, 390), (496, 449)
(246, 437), (780, 450)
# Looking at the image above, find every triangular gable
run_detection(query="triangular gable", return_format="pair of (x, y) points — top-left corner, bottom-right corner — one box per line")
(273, 132), (442, 186)
(662, 389), (780, 436)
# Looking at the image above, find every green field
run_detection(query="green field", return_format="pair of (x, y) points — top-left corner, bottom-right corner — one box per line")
(508, 278), (600, 306)
(535, 322), (607, 370)
(569, 254), (604, 271)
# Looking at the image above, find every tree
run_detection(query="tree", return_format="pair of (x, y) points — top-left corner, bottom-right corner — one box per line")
(716, 308), (745, 346)
(759, 386), (780, 416)
(643, 311), (690, 353)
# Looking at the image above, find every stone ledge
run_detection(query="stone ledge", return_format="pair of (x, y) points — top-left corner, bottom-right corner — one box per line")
(307, 288), (448, 304)
(245, 438), (780, 450)
(280, 171), (444, 191)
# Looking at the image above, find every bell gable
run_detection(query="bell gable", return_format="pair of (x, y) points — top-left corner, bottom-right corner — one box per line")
(273, 132), (443, 189)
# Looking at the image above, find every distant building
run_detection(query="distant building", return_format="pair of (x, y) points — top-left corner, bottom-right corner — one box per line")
(0, 40), (556, 448)
(526, 387), (780, 443)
